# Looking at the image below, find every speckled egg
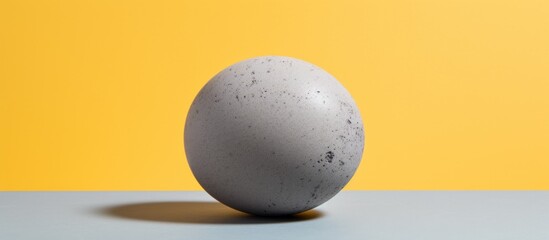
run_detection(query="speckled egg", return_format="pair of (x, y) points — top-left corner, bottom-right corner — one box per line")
(184, 56), (365, 216)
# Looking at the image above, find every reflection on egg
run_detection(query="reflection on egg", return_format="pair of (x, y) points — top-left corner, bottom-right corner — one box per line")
(184, 56), (365, 216)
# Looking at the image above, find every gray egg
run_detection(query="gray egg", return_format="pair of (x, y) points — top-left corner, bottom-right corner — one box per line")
(184, 56), (365, 216)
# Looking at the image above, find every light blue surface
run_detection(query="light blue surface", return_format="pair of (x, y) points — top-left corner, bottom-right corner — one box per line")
(1, 191), (548, 240)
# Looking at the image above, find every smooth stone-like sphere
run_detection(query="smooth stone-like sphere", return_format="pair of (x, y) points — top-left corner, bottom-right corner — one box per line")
(184, 56), (365, 216)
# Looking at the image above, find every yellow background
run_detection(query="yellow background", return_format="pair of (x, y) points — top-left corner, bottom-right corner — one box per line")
(1, 0), (548, 190)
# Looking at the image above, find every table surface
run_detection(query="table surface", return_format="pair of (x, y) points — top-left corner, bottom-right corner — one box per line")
(1, 191), (548, 240)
